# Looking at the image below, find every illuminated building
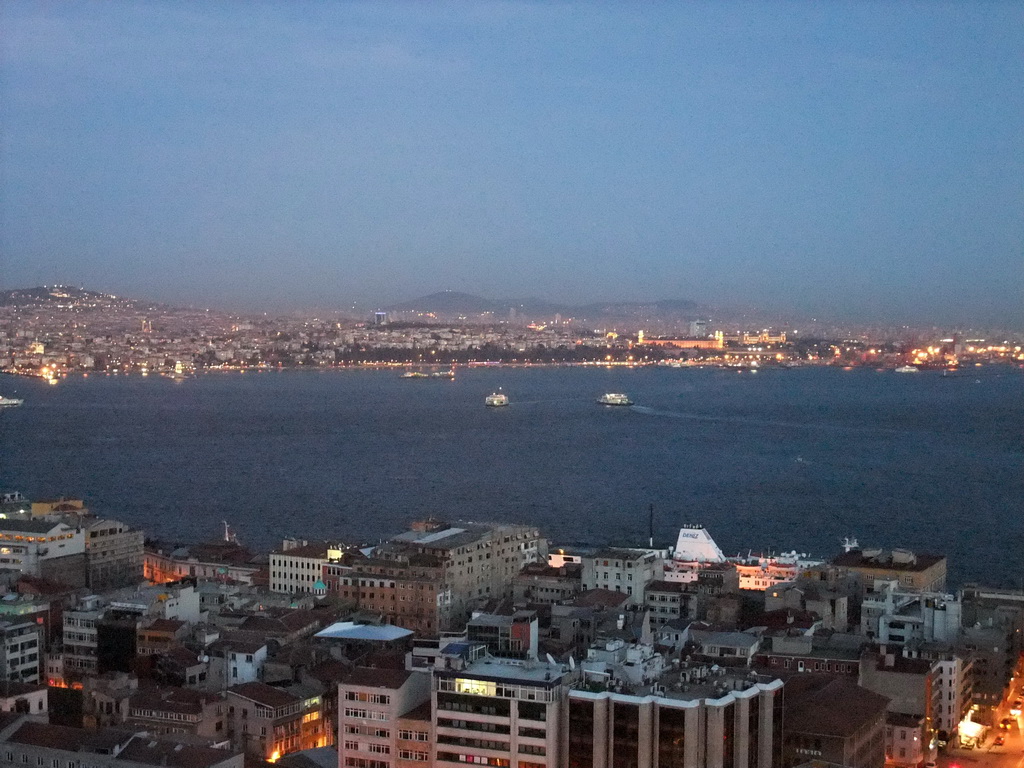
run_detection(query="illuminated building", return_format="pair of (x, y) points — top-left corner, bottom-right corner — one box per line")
(0, 519), (86, 586)
(227, 681), (328, 760)
(433, 643), (569, 768)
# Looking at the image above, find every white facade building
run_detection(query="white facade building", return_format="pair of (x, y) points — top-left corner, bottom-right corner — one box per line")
(0, 519), (84, 576)
(581, 548), (665, 606)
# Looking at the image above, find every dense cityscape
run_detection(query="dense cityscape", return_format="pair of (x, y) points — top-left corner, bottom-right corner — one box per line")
(1, 287), (1021, 381)
(4, 4), (1022, 768)
(0, 491), (1017, 768)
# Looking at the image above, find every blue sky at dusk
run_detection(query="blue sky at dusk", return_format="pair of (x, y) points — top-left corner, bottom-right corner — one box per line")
(1, 2), (1021, 325)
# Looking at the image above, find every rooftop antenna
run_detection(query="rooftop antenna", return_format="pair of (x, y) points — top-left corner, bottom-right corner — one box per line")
(648, 504), (654, 548)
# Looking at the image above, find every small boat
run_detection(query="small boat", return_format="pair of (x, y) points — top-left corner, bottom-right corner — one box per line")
(485, 391), (509, 407)
(597, 393), (633, 406)
(430, 369), (455, 379)
(401, 371), (428, 379)
(0, 396), (23, 408)
(894, 365), (920, 374)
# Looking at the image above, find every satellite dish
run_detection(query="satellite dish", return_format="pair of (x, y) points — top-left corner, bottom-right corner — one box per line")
(569, 656), (576, 670)
(545, 653), (556, 665)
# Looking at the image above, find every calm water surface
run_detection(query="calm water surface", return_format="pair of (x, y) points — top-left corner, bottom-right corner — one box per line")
(1, 366), (1021, 587)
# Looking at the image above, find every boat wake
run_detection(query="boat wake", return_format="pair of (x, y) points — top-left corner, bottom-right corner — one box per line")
(629, 405), (901, 434)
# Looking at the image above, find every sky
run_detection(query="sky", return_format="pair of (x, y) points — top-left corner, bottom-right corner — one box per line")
(1, 2), (1022, 326)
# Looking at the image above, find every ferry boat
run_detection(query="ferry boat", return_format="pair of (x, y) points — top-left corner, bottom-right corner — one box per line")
(0, 396), (23, 408)
(401, 371), (428, 379)
(597, 393), (633, 406)
(430, 370), (455, 379)
(894, 365), (920, 373)
(485, 391), (509, 407)
(665, 524), (822, 591)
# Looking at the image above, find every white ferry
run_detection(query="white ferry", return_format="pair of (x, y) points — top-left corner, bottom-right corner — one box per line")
(485, 391), (509, 407)
(0, 396), (23, 408)
(665, 524), (822, 591)
(597, 393), (633, 406)
(895, 365), (920, 373)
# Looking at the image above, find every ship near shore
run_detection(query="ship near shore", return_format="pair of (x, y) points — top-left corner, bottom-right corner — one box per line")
(665, 524), (822, 591)
(0, 396), (23, 407)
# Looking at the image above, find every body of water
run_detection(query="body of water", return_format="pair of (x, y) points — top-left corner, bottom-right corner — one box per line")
(1, 365), (1021, 587)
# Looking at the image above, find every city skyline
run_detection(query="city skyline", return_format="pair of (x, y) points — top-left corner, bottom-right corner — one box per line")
(2, 2), (1022, 327)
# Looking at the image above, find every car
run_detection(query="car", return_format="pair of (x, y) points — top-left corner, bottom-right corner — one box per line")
(995, 736), (1005, 746)
(1000, 718), (1014, 729)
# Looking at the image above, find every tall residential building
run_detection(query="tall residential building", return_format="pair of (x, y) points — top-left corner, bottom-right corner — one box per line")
(337, 667), (431, 768)
(0, 621), (43, 684)
(336, 642), (786, 768)
(347, 520), (547, 632)
(82, 518), (144, 590)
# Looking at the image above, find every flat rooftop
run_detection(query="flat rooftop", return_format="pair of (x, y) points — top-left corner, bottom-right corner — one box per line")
(439, 657), (568, 687)
(575, 661), (781, 704)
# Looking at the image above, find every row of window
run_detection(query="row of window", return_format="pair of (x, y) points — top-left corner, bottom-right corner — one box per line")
(345, 708), (389, 721)
(344, 691), (390, 704)
(398, 729), (429, 742)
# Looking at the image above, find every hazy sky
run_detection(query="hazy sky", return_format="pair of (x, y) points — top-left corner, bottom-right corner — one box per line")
(2, 2), (1022, 325)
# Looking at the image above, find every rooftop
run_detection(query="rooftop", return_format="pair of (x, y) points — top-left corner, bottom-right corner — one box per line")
(590, 548), (661, 561)
(315, 622), (413, 643)
(832, 550), (945, 573)
(342, 667), (414, 690)
(441, 657), (568, 687)
(0, 519), (69, 534)
(784, 676), (890, 737)
(226, 682), (299, 709)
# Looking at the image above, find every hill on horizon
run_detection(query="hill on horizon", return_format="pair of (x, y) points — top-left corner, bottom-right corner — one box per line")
(385, 291), (700, 319)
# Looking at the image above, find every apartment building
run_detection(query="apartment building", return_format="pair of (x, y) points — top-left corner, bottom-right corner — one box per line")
(0, 519), (86, 585)
(62, 595), (103, 679)
(433, 645), (568, 768)
(644, 580), (698, 626)
(145, 541), (262, 585)
(337, 667), (431, 768)
(858, 651), (939, 767)
(781, 675), (889, 768)
(581, 548), (665, 607)
(271, 542), (341, 595)
(0, 716), (243, 768)
(226, 681), (328, 761)
(326, 556), (444, 637)
(859, 581), (961, 644)
(0, 623), (42, 684)
(832, 549), (947, 593)
(83, 518), (144, 591)
(125, 687), (225, 739)
(387, 520), (547, 629)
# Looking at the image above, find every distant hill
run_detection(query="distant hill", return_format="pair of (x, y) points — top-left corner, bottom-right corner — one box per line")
(0, 286), (114, 307)
(385, 291), (699, 319)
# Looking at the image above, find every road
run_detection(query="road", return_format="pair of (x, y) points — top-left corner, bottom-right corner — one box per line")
(939, 714), (1024, 768)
